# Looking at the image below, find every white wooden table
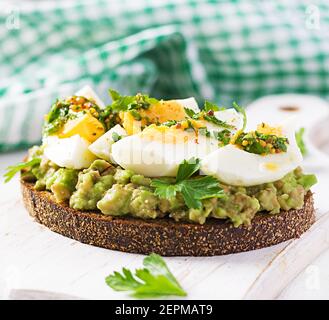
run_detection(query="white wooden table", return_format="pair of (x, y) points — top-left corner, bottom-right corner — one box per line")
(1, 95), (329, 300)
(1, 150), (329, 300)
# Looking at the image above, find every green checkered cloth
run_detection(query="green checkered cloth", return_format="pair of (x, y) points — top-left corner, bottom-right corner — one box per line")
(1, 0), (329, 151)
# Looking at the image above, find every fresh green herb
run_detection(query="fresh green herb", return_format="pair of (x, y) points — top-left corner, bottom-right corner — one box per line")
(151, 158), (225, 209)
(204, 100), (224, 112)
(105, 253), (186, 298)
(129, 109), (142, 121)
(295, 127), (307, 156)
(203, 113), (233, 129)
(3, 158), (41, 183)
(43, 100), (71, 136)
(109, 89), (121, 101)
(176, 158), (201, 182)
(43, 96), (104, 136)
(213, 129), (231, 146)
(108, 89), (158, 113)
(184, 107), (198, 119)
(184, 107), (233, 129)
(198, 127), (210, 137)
(233, 102), (247, 131)
(112, 132), (122, 142)
(235, 131), (289, 155)
(162, 120), (177, 127)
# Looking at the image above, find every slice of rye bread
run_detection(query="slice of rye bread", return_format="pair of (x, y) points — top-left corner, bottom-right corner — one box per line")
(21, 180), (315, 256)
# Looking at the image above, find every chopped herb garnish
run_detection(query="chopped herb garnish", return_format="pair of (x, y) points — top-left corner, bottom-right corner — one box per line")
(3, 158), (41, 183)
(203, 100), (225, 112)
(43, 96), (103, 136)
(235, 131), (289, 155)
(184, 107), (198, 119)
(213, 129), (231, 146)
(112, 132), (122, 142)
(151, 158), (225, 209)
(129, 109), (142, 121)
(105, 253), (186, 298)
(162, 120), (177, 127)
(184, 107), (233, 129)
(198, 127), (211, 137)
(108, 89), (158, 113)
(203, 112), (233, 129)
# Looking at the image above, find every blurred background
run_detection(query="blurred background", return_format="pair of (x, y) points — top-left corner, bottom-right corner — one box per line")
(0, 0), (329, 151)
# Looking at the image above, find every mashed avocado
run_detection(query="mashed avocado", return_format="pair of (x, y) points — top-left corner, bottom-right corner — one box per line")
(70, 160), (115, 210)
(24, 154), (317, 227)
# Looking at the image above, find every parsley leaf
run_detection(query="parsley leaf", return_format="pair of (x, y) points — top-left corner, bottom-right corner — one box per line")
(105, 253), (186, 298)
(184, 107), (197, 118)
(152, 179), (181, 199)
(176, 157), (200, 183)
(3, 158), (41, 183)
(180, 176), (225, 209)
(203, 113), (233, 129)
(151, 158), (225, 209)
(295, 127), (307, 156)
(108, 89), (158, 113)
(204, 100), (220, 112)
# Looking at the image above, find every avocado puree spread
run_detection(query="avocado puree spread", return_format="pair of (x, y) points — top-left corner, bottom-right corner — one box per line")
(22, 146), (316, 227)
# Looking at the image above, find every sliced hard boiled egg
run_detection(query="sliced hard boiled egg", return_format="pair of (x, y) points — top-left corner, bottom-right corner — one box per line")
(76, 85), (105, 108)
(202, 108), (243, 135)
(58, 113), (105, 142)
(175, 97), (200, 113)
(120, 97), (200, 135)
(88, 124), (127, 162)
(44, 135), (97, 169)
(111, 124), (218, 177)
(213, 109), (243, 132)
(201, 123), (303, 186)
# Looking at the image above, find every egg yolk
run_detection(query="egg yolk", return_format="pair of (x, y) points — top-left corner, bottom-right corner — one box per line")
(140, 100), (187, 123)
(257, 123), (283, 137)
(264, 162), (279, 171)
(140, 124), (196, 144)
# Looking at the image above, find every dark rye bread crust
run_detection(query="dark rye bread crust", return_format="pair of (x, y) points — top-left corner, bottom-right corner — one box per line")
(21, 180), (315, 256)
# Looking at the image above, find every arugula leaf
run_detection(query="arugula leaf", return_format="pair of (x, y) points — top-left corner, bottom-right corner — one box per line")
(3, 158), (41, 183)
(295, 127), (307, 156)
(151, 158), (225, 209)
(105, 253), (186, 298)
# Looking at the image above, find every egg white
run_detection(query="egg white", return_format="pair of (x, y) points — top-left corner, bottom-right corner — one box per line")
(201, 124), (303, 186)
(88, 124), (127, 163)
(43, 135), (97, 169)
(111, 129), (218, 177)
(75, 85), (105, 108)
